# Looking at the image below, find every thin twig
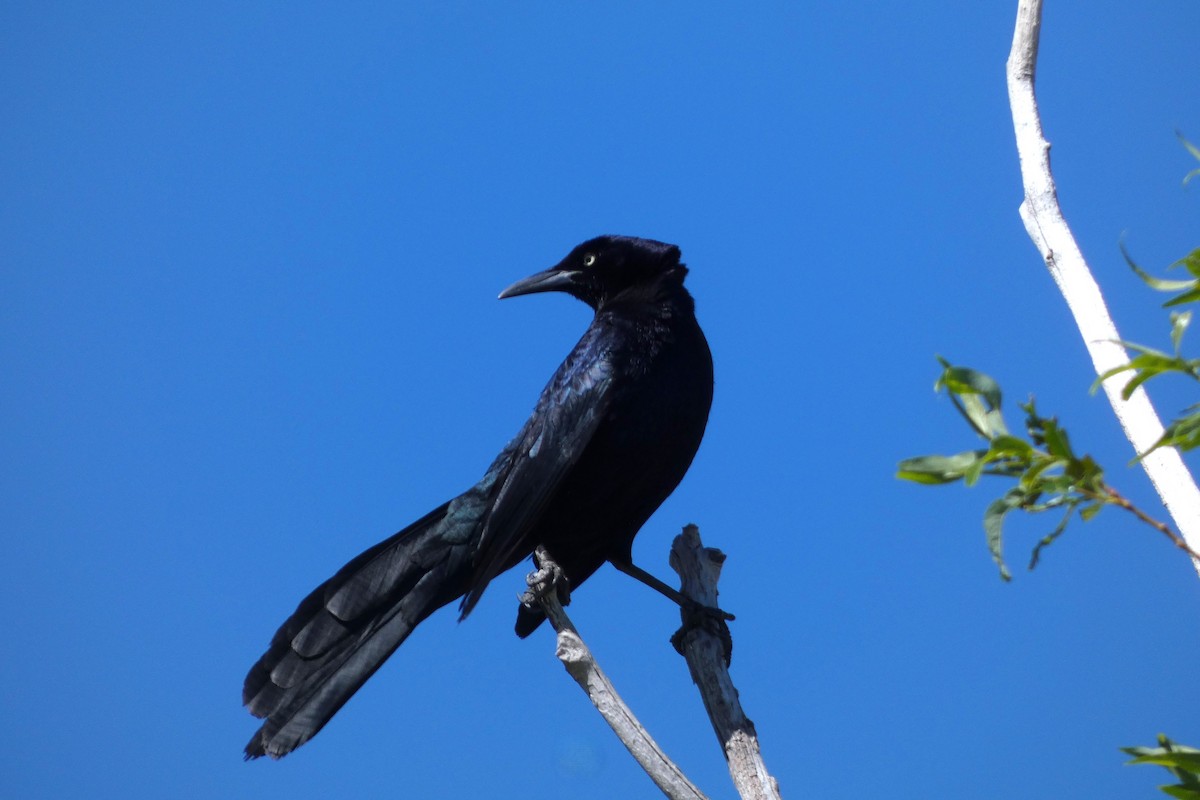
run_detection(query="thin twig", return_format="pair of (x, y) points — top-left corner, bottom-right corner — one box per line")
(1006, 0), (1200, 575)
(1104, 485), (1200, 562)
(524, 549), (710, 800)
(670, 525), (783, 800)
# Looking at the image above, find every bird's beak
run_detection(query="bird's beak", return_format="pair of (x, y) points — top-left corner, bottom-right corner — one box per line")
(498, 268), (582, 300)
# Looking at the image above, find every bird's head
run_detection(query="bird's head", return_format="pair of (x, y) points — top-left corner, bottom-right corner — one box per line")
(499, 235), (688, 311)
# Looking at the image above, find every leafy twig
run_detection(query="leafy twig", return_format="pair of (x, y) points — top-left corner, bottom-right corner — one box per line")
(1095, 239), (1200, 459)
(1123, 734), (1200, 799)
(898, 361), (1200, 577)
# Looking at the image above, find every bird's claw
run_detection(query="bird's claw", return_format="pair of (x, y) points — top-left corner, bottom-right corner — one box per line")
(519, 546), (572, 609)
(671, 598), (733, 666)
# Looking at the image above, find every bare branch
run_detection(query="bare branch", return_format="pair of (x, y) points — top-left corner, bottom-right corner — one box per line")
(1005, 0), (1200, 576)
(671, 525), (783, 800)
(526, 551), (710, 800)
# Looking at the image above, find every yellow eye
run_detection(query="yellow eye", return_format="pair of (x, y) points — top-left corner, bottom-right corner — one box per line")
(582, 253), (597, 267)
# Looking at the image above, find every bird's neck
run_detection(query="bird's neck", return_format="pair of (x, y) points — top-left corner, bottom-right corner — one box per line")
(598, 267), (693, 317)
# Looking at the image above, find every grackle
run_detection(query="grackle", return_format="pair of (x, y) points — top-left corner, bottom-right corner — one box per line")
(243, 235), (714, 759)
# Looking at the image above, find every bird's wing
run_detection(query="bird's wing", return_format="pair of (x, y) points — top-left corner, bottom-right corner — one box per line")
(458, 327), (617, 616)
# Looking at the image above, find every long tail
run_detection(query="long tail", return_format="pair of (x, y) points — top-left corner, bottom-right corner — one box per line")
(243, 496), (480, 759)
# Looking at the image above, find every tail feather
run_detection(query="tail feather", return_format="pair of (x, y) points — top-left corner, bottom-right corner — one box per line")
(243, 499), (477, 759)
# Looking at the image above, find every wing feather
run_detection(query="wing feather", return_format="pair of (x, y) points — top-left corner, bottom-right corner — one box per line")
(458, 327), (617, 616)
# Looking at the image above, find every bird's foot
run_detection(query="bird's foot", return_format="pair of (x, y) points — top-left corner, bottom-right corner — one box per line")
(671, 598), (733, 666)
(520, 545), (572, 610)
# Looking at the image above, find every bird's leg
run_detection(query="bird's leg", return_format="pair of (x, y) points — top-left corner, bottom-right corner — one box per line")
(520, 545), (572, 609)
(609, 558), (735, 622)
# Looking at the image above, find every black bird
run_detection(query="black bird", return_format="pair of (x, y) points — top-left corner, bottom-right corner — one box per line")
(243, 235), (714, 759)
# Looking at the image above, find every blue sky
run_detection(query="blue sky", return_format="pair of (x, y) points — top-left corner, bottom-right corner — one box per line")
(3, 3), (1199, 798)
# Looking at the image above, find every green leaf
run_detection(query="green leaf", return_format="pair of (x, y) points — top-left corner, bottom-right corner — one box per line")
(1078, 500), (1105, 521)
(1019, 455), (1066, 490)
(1128, 753), (1200, 773)
(1164, 287), (1200, 307)
(897, 452), (984, 484)
(952, 390), (1005, 440)
(1149, 407), (1200, 456)
(1124, 734), (1200, 798)
(1040, 419), (1074, 460)
(1173, 248), (1200, 279)
(1023, 496), (1065, 513)
(1038, 475), (1082, 496)
(1073, 454), (1105, 488)
(1171, 311), (1192, 354)
(1092, 363), (1134, 395)
(1179, 131), (1200, 162)
(936, 359), (1008, 439)
(1121, 370), (1159, 400)
(937, 362), (1002, 406)
(983, 491), (1023, 581)
(1122, 734), (1200, 759)
(1123, 241), (1198, 293)
(1122, 239), (1200, 307)
(1179, 130), (1200, 185)
(1123, 341), (1179, 358)
(963, 454), (986, 487)
(988, 434), (1034, 458)
(896, 471), (957, 486)
(1021, 398), (1048, 445)
(1103, 343), (1200, 399)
